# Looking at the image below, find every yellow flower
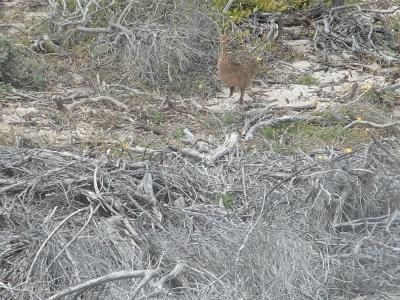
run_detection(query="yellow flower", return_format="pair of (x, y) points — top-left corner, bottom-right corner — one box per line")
(343, 148), (353, 154)
(356, 116), (362, 121)
(360, 83), (373, 92)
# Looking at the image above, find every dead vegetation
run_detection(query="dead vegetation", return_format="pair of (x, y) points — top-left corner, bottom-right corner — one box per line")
(1, 138), (400, 299)
(1, 1), (400, 299)
(46, 0), (220, 94)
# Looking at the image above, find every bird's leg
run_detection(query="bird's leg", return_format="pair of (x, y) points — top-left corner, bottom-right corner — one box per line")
(239, 88), (245, 105)
(229, 86), (235, 97)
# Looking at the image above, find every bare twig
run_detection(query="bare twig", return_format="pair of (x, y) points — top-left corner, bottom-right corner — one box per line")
(375, 83), (400, 93)
(45, 203), (100, 271)
(25, 206), (90, 285)
(205, 132), (238, 164)
(245, 115), (310, 140)
(223, 0), (236, 15)
(138, 262), (185, 300)
(47, 269), (161, 300)
(68, 96), (128, 111)
(345, 120), (400, 129)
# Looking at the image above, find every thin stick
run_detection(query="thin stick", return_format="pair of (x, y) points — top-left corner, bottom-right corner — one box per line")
(345, 120), (400, 129)
(68, 96), (128, 111)
(45, 203), (99, 272)
(25, 206), (90, 285)
(46, 269), (161, 300)
(223, 0), (235, 15)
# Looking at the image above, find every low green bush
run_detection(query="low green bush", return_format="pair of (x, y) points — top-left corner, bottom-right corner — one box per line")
(0, 38), (46, 90)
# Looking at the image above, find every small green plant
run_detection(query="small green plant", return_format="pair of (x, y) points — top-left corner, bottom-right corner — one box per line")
(151, 111), (166, 124)
(16, 37), (32, 46)
(222, 112), (235, 126)
(260, 125), (281, 140)
(260, 121), (371, 153)
(391, 17), (400, 32)
(0, 38), (46, 90)
(173, 128), (185, 139)
(365, 90), (400, 110)
(216, 192), (237, 209)
(213, 0), (311, 23)
(297, 74), (318, 85)
(0, 82), (12, 94)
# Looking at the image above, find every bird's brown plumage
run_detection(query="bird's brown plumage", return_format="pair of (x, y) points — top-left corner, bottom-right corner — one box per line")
(217, 35), (258, 105)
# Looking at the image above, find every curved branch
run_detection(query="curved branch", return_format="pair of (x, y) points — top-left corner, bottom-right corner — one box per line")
(68, 96), (129, 111)
(223, 0), (235, 15)
(345, 120), (400, 129)
(47, 269), (161, 300)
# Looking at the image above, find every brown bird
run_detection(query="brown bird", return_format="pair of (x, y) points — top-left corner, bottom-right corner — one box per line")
(217, 35), (259, 105)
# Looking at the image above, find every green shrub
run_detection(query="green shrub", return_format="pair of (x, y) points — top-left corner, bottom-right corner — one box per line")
(297, 74), (318, 85)
(0, 38), (46, 90)
(260, 121), (371, 153)
(213, 0), (311, 23)
(216, 192), (237, 209)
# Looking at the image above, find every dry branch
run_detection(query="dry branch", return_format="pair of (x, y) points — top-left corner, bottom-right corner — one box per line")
(49, 0), (219, 91)
(68, 96), (128, 111)
(0, 23), (25, 32)
(47, 269), (161, 300)
(170, 132), (238, 164)
(2, 138), (400, 299)
(345, 120), (400, 129)
(244, 115), (310, 140)
(25, 206), (90, 285)
(375, 83), (400, 93)
(223, 0), (236, 15)
(138, 262), (185, 300)
(205, 132), (238, 164)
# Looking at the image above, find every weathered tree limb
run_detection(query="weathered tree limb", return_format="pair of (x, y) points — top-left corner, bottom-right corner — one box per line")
(167, 144), (204, 161)
(26, 206), (90, 285)
(75, 26), (112, 33)
(245, 115), (309, 140)
(345, 120), (400, 129)
(0, 23), (25, 32)
(223, 0), (236, 15)
(45, 203), (99, 272)
(375, 83), (400, 93)
(139, 170), (162, 222)
(205, 132), (238, 164)
(46, 269), (161, 300)
(129, 268), (162, 300)
(137, 262), (185, 300)
(68, 96), (128, 111)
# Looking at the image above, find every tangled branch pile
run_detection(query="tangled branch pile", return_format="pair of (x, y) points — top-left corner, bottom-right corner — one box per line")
(238, 2), (400, 63)
(1, 137), (400, 299)
(313, 3), (400, 62)
(48, 0), (220, 92)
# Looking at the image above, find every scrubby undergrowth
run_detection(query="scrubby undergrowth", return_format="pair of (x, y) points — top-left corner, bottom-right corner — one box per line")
(1, 0), (400, 299)
(45, 0), (220, 95)
(1, 140), (400, 299)
(0, 38), (46, 90)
